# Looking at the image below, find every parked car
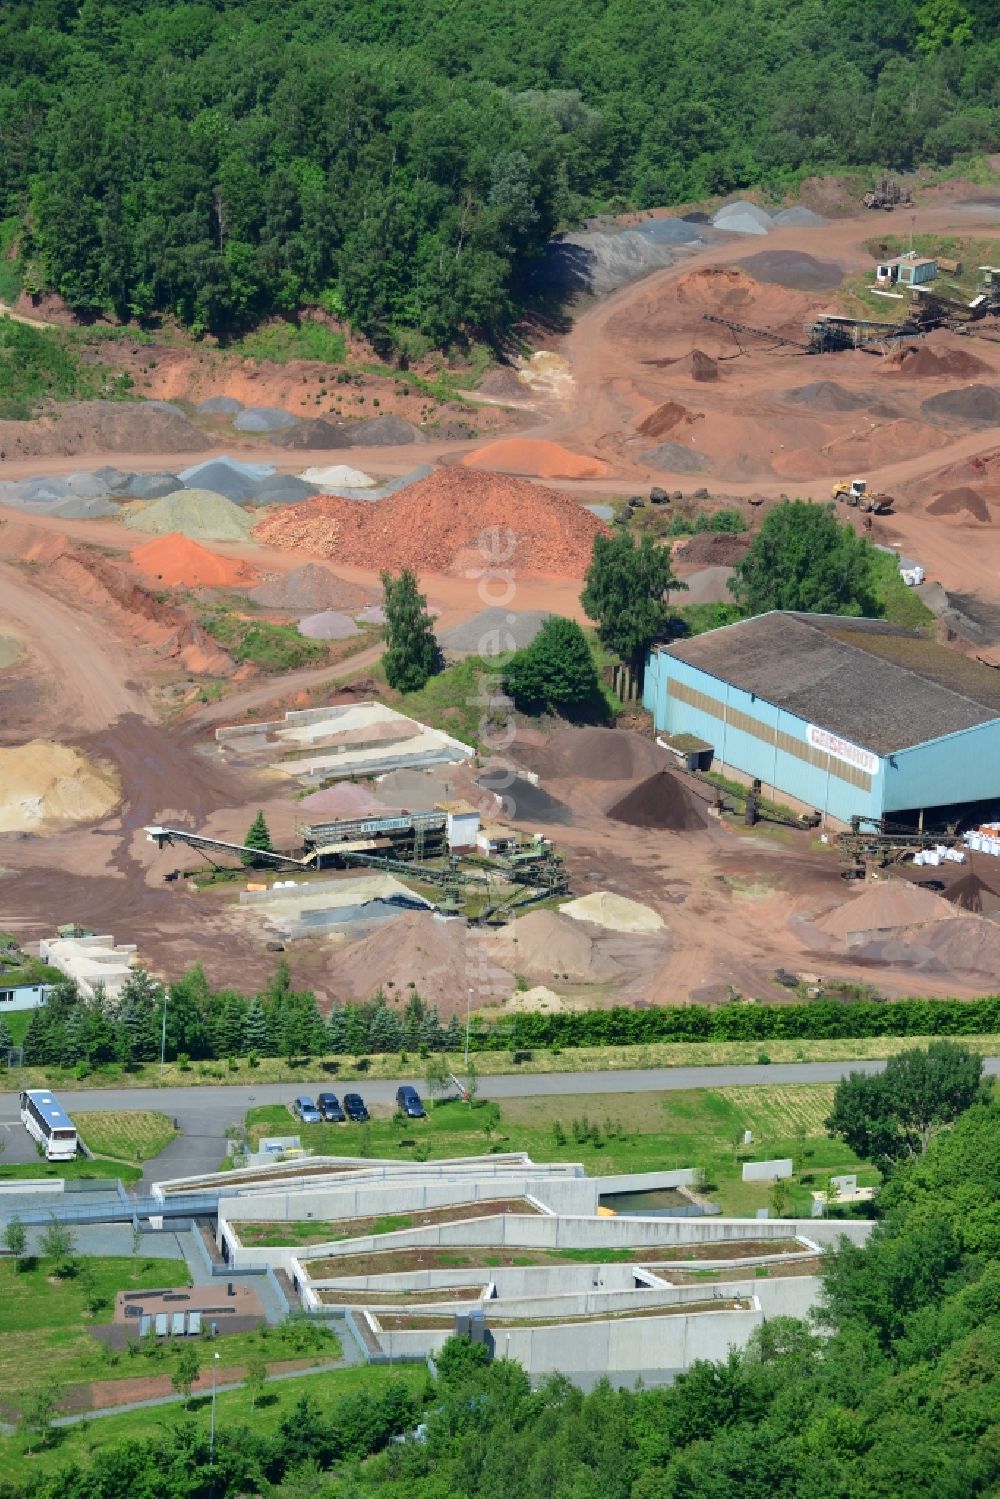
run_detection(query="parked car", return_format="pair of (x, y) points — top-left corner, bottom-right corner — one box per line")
(293, 1096), (322, 1124)
(343, 1093), (370, 1122)
(396, 1084), (426, 1119)
(317, 1092), (346, 1123)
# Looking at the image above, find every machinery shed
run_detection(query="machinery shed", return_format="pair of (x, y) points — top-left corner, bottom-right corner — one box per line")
(644, 612), (1000, 827)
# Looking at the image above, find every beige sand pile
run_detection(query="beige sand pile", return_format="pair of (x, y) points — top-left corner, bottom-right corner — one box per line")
(123, 488), (254, 542)
(502, 985), (568, 1013)
(560, 891), (664, 934)
(817, 880), (955, 940)
(0, 740), (120, 832)
(330, 910), (514, 1011)
(486, 909), (622, 983)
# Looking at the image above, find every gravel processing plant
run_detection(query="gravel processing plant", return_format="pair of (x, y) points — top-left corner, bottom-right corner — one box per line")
(4, 185), (1000, 1006)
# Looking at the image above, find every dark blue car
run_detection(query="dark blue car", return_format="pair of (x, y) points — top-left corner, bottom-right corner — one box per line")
(396, 1085), (426, 1119)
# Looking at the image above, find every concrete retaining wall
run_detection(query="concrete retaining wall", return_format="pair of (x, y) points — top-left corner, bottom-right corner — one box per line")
(486, 1276), (822, 1320)
(161, 1153), (571, 1201)
(0, 1180), (66, 1196)
(742, 1158), (793, 1182)
(377, 1305), (765, 1373)
(295, 1213), (859, 1268)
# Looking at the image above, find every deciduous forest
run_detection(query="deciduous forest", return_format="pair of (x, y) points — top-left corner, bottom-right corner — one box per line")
(1, 0), (998, 346)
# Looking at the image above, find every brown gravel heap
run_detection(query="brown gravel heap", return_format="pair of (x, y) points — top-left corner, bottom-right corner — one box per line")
(926, 486), (991, 522)
(252, 467), (609, 575)
(607, 771), (709, 830)
(817, 880), (954, 939)
(675, 532), (751, 566)
(250, 563), (374, 612)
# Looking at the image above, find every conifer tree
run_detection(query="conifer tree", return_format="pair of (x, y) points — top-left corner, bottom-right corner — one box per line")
(381, 569), (441, 692)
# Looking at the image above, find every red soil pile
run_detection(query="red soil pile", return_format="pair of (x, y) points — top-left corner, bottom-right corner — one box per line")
(462, 438), (609, 480)
(889, 345), (991, 378)
(252, 468), (610, 576)
(131, 534), (261, 589)
(926, 486), (991, 522)
(638, 401), (704, 440)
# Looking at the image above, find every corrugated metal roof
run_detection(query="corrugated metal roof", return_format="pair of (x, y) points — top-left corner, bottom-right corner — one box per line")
(658, 612), (1000, 754)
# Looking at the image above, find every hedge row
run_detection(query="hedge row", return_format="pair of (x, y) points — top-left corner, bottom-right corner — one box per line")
(473, 996), (1000, 1050)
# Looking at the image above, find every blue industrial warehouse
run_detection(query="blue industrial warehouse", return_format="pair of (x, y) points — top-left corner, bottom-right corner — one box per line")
(643, 612), (1000, 827)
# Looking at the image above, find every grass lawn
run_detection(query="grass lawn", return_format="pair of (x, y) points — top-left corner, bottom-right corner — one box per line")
(245, 1084), (876, 1217)
(0, 1258), (344, 1421)
(0, 1363), (425, 1484)
(0, 1158), (141, 1183)
(0, 1257), (189, 1412)
(16, 1031), (1000, 1093)
(74, 1110), (178, 1163)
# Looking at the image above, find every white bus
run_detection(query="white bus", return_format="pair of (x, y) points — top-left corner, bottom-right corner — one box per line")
(20, 1090), (78, 1161)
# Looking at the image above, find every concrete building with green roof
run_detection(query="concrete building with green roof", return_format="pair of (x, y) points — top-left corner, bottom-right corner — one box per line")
(643, 612), (1000, 828)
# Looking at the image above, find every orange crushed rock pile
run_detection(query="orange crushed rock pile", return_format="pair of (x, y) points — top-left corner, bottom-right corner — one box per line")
(251, 468), (610, 576)
(131, 534), (262, 589)
(462, 438), (609, 480)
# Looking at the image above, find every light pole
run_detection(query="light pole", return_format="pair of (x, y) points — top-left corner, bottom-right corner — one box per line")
(160, 988), (169, 1076)
(464, 987), (472, 1069)
(209, 1350), (220, 1461)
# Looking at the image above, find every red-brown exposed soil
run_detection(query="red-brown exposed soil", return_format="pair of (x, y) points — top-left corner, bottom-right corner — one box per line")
(251, 467), (610, 575)
(673, 531), (751, 565)
(637, 400), (705, 439)
(0, 521), (233, 674)
(887, 344), (992, 378)
(926, 485), (992, 522)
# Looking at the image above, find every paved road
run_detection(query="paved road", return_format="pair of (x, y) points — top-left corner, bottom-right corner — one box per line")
(4, 1059), (997, 1183)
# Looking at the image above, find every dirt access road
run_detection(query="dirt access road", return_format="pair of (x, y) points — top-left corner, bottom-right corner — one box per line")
(0, 560), (150, 733)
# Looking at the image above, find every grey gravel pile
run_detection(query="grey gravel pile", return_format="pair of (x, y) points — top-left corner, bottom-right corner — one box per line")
(177, 457), (271, 502)
(247, 475), (319, 506)
(233, 406), (297, 432)
(631, 217), (709, 245)
(0, 473), (120, 518)
(297, 610), (361, 640)
(771, 206), (826, 227)
(124, 471), (183, 499)
(196, 396), (245, 416)
(442, 608), (553, 657)
(784, 381), (867, 412)
(180, 455), (274, 483)
(344, 414), (425, 445)
(712, 200), (773, 235)
(642, 441), (710, 473)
